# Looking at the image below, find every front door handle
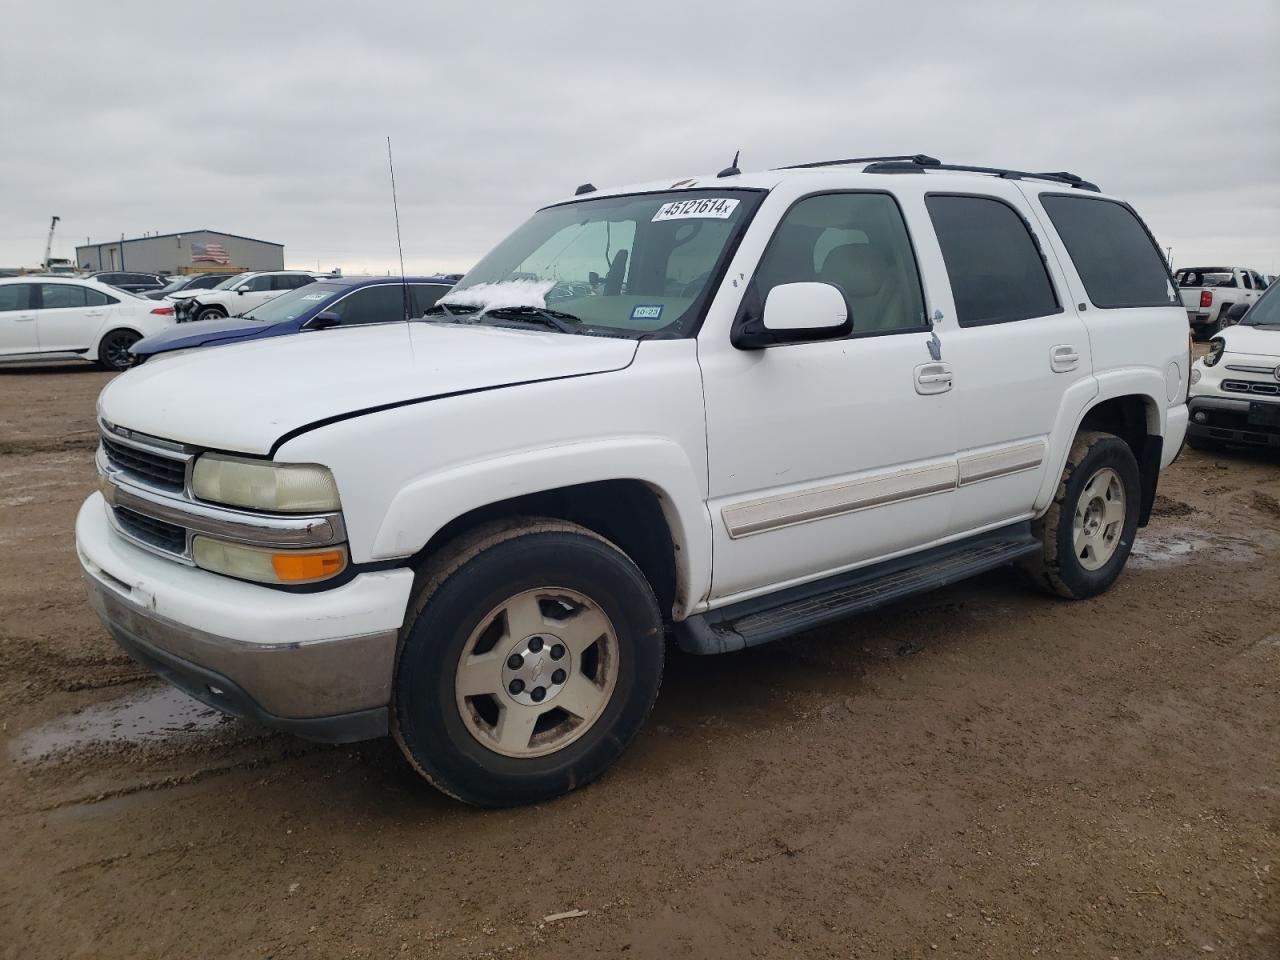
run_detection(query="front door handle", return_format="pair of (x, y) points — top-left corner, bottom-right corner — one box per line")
(914, 361), (953, 395)
(1051, 344), (1080, 373)
(13, 314), (37, 322)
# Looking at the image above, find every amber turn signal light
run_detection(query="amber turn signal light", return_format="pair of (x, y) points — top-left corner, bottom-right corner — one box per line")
(270, 549), (347, 582)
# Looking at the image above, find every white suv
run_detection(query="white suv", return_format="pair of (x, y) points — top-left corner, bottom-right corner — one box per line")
(168, 270), (321, 322)
(77, 155), (1190, 806)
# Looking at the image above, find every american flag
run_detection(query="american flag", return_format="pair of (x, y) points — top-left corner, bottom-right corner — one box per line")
(190, 241), (230, 265)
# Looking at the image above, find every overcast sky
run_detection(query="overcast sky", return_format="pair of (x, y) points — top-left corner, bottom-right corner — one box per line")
(2, 0), (1276, 275)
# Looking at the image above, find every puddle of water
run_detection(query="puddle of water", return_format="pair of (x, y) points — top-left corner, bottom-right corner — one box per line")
(1129, 527), (1259, 569)
(11, 684), (232, 765)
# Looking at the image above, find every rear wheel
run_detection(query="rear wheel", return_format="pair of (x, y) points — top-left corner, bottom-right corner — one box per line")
(96, 329), (141, 371)
(393, 519), (664, 807)
(1023, 431), (1141, 600)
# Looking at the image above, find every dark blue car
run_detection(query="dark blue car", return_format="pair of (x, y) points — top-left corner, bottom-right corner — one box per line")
(132, 275), (458, 359)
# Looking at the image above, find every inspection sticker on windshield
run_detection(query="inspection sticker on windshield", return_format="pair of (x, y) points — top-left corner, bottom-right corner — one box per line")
(631, 304), (663, 321)
(652, 198), (740, 222)
(300, 293), (329, 301)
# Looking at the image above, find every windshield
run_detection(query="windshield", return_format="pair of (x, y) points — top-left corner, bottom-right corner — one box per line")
(438, 189), (763, 338)
(1243, 284), (1280, 327)
(214, 272), (251, 290)
(242, 282), (338, 323)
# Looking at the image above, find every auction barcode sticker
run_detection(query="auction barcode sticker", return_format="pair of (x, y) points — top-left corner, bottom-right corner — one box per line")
(652, 198), (740, 222)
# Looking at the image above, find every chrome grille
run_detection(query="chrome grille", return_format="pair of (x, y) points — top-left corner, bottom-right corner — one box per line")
(1223, 379), (1280, 396)
(101, 433), (187, 491)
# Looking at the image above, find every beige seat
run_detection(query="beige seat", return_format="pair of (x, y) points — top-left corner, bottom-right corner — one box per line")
(817, 242), (908, 333)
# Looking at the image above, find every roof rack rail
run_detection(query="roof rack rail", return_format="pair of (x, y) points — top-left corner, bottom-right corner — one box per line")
(779, 153), (941, 170)
(861, 157), (1100, 192)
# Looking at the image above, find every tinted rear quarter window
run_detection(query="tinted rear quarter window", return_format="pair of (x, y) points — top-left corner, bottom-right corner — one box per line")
(1039, 194), (1178, 309)
(925, 194), (1059, 327)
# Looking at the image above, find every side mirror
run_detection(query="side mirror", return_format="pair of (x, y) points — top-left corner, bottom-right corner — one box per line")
(732, 282), (852, 350)
(309, 311), (342, 330)
(235, 288), (247, 295)
(1226, 302), (1250, 323)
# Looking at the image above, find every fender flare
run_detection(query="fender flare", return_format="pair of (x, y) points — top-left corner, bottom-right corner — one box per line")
(370, 436), (713, 618)
(1033, 369), (1165, 514)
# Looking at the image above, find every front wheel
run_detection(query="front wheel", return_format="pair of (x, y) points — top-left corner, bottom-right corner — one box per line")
(1022, 431), (1141, 600)
(96, 329), (141, 371)
(196, 306), (227, 323)
(393, 519), (664, 807)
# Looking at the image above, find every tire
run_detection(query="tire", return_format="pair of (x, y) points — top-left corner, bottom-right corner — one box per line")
(196, 306), (227, 323)
(392, 518), (665, 808)
(1022, 431), (1141, 600)
(96, 329), (142, 372)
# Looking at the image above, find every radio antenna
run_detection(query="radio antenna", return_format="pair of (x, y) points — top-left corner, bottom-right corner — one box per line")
(386, 136), (411, 322)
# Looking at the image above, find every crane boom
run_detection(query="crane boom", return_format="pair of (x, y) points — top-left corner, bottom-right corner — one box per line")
(42, 215), (61, 269)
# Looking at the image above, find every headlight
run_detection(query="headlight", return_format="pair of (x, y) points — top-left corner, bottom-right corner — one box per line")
(192, 537), (347, 585)
(1204, 337), (1226, 367)
(191, 453), (341, 513)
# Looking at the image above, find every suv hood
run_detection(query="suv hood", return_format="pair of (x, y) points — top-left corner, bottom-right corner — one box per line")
(1221, 324), (1280, 358)
(100, 322), (638, 455)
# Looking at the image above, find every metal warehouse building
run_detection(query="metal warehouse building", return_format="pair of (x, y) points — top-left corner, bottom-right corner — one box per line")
(75, 230), (284, 275)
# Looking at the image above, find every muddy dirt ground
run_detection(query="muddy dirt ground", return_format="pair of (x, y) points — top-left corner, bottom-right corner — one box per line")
(1, 360), (1277, 959)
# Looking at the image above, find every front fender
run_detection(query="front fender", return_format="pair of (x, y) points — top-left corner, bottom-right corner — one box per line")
(372, 437), (712, 618)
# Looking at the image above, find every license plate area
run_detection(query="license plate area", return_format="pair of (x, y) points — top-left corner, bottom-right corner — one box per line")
(1247, 401), (1280, 428)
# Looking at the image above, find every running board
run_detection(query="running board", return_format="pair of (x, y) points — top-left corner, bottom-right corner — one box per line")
(675, 523), (1040, 655)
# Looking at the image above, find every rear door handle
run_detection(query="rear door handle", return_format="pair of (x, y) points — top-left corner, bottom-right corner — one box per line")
(13, 314), (37, 322)
(1051, 344), (1080, 373)
(914, 361), (953, 395)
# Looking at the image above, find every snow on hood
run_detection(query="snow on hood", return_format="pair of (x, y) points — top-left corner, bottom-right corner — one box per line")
(438, 279), (555, 311)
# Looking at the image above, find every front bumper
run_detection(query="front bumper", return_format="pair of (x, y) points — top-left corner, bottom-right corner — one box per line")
(77, 494), (415, 742)
(1187, 395), (1280, 448)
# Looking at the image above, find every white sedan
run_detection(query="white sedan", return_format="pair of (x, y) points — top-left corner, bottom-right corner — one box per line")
(0, 277), (178, 371)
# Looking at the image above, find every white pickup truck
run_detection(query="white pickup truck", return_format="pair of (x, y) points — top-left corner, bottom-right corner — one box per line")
(1175, 265), (1269, 338)
(77, 155), (1190, 807)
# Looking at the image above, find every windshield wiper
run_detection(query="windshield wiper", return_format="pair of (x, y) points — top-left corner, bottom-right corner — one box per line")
(484, 306), (582, 334)
(421, 303), (480, 320)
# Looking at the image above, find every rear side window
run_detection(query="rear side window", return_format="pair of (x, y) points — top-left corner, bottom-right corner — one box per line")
(0, 284), (32, 312)
(1039, 195), (1178, 309)
(926, 195), (1060, 327)
(39, 284), (89, 308)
